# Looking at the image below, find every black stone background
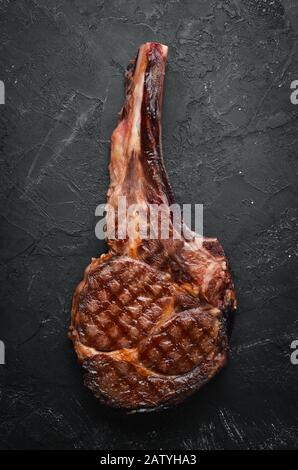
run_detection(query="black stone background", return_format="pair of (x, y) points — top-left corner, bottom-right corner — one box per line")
(0, 0), (298, 450)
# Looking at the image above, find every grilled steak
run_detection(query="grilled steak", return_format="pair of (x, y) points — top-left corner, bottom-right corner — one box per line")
(69, 42), (236, 411)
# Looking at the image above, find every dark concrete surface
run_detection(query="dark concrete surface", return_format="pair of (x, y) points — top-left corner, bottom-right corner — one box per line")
(1, 0), (298, 450)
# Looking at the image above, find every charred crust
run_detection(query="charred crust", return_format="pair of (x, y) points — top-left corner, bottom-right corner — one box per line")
(203, 239), (225, 257)
(70, 43), (237, 411)
(140, 45), (175, 206)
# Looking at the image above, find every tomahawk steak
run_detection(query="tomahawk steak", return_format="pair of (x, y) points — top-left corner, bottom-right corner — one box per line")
(69, 42), (236, 410)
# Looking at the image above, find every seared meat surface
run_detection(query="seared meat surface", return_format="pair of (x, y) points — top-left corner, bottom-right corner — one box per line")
(70, 43), (236, 410)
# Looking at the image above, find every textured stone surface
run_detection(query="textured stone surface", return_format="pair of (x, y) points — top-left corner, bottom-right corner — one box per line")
(1, 0), (298, 450)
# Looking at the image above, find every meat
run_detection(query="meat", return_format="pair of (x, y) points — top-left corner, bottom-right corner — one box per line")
(69, 42), (237, 411)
